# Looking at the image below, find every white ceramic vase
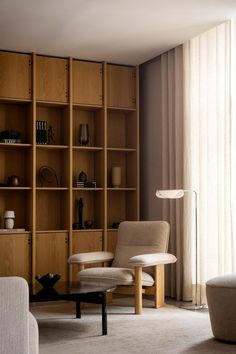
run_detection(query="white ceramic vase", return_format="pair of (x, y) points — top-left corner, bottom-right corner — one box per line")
(111, 167), (121, 188)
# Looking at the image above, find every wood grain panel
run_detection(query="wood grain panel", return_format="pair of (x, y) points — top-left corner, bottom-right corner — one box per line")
(0, 233), (31, 281)
(107, 65), (136, 108)
(35, 232), (68, 280)
(36, 56), (68, 103)
(72, 231), (103, 279)
(0, 52), (31, 100)
(73, 61), (103, 105)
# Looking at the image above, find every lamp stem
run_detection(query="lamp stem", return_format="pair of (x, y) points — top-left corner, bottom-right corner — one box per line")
(194, 190), (198, 306)
(181, 189), (205, 310)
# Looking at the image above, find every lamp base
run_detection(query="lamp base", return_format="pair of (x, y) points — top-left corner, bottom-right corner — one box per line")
(180, 303), (208, 311)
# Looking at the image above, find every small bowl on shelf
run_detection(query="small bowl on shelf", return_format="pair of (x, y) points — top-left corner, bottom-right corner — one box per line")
(35, 273), (61, 288)
(84, 220), (94, 229)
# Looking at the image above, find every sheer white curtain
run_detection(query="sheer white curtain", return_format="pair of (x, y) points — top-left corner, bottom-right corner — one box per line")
(183, 21), (233, 303)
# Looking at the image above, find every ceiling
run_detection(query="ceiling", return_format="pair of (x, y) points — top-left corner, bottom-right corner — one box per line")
(0, 0), (236, 65)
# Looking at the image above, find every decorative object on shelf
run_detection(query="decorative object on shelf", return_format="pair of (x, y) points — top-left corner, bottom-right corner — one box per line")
(35, 273), (60, 288)
(4, 210), (15, 229)
(48, 125), (56, 145)
(74, 180), (97, 188)
(36, 120), (47, 144)
(79, 124), (89, 146)
(39, 166), (59, 187)
(78, 171), (87, 182)
(78, 197), (84, 229)
(112, 222), (120, 229)
(0, 130), (21, 143)
(111, 167), (121, 188)
(7, 175), (20, 187)
(73, 197), (84, 229)
(84, 220), (94, 229)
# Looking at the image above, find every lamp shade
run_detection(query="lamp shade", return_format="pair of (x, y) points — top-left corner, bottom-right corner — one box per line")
(156, 189), (185, 199)
(4, 210), (15, 218)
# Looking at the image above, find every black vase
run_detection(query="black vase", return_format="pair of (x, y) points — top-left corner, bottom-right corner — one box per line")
(79, 124), (89, 146)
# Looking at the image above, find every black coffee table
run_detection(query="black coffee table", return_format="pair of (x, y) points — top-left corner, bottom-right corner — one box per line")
(29, 281), (115, 335)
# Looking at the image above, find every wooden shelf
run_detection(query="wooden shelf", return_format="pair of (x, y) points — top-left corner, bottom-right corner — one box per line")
(36, 101), (69, 107)
(73, 188), (103, 191)
(36, 230), (68, 234)
(108, 106), (136, 112)
(36, 144), (69, 150)
(0, 143), (32, 149)
(73, 103), (103, 110)
(107, 147), (136, 152)
(0, 97), (31, 104)
(0, 187), (32, 190)
(72, 229), (103, 233)
(73, 146), (103, 151)
(0, 230), (31, 234)
(0, 51), (139, 283)
(107, 187), (136, 191)
(36, 187), (69, 191)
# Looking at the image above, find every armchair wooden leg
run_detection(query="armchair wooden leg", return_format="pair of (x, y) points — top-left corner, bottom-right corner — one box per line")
(78, 264), (85, 272)
(154, 264), (165, 308)
(135, 266), (142, 314)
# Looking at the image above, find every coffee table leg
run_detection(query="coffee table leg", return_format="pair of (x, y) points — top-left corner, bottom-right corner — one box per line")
(76, 301), (81, 318)
(102, 293), (107, 335)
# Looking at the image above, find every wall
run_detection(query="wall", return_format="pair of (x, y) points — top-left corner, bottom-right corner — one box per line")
(140, 57), (162, 221)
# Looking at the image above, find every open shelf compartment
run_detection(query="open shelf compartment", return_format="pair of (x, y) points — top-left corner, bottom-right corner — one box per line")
(36, 104), (70, 146)
(107, 109), (137, 149)
(36, 190), (69, 231)
(0, 189), (32, 231)
(0, 101), (33, 144)
(107, 150), (137, 188)
(73, 107), (104, 148)
(72, 189), (104, 230)
(36, 148), (69, 188)
(107, 190), (138, 229)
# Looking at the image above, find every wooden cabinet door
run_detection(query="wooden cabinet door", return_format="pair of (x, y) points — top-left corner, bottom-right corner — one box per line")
(73, 61), (103, 106)
(107, 65), (136, 109)
(0, 52), (31, 100)
(35, 232), (68, 281)
(0, 234), (31, 281)
(36, 56), (68, 103)
(72, 231), (103, 279)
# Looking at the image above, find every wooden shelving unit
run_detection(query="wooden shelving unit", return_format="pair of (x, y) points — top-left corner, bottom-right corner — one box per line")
(0, 51), (139, 283)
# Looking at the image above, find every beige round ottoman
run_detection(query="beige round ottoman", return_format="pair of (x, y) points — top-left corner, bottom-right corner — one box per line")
(206, 274), (236, 342)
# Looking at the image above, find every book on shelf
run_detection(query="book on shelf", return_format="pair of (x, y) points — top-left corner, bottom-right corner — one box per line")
(73, 181), (97, 188)
(36, 120), (47, 144)
(0, 228), (26, 233)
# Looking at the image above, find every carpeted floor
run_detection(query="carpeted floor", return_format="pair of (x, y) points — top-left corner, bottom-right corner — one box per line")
(30, 297), (236, 354)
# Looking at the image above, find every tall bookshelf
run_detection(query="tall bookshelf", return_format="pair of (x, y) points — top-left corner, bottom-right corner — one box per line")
(0, 51), (139, 283)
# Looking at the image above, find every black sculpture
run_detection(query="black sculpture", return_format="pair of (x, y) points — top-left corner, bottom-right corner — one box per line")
(78, 197), (84, 229)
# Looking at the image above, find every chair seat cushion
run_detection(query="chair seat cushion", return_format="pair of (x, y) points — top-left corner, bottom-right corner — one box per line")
(77, 267), (154, 286)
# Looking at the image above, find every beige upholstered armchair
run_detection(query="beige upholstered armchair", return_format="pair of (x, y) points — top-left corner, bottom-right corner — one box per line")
(68, 221), (177, 314)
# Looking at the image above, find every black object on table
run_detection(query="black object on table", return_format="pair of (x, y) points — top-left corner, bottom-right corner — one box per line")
(29, 281), (114, 335)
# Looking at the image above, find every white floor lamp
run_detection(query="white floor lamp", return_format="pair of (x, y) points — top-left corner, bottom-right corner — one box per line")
(156, 189), (204, 310)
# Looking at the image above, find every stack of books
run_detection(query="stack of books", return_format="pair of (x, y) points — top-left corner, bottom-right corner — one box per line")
(36, 121), (47, 144)
(74, 181), (97, 188)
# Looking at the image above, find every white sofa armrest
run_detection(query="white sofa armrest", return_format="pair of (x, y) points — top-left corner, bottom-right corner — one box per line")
(68, 251), (114, 265)
(0, 276), (30, 354)
(129, 253), (177, 267)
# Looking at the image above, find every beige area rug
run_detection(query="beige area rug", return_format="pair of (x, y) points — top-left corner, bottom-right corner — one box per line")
(30, 297), (236, 354)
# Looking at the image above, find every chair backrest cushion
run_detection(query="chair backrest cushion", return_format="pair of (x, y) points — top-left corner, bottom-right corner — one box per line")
(112, 221), (170, 275)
